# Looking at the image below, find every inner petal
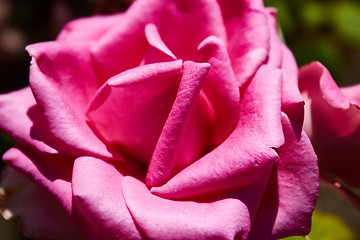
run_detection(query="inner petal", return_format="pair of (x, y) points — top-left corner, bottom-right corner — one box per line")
(196, 36), (240, 145)
(86, 60), (183, 164)
(143, 23), (177, 64)
(146, 61), (213, 187)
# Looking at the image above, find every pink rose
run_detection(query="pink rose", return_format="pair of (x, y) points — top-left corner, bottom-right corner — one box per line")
(0, 0), (318, 239)
(299, 62), (360, 196)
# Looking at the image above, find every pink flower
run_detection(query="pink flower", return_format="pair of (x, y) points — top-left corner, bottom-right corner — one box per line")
(300, 62), (360, 193)
(0, 0), (318, 239)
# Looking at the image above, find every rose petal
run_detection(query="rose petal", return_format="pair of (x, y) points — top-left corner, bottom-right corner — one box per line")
(218, 0), (270, 87)
(151, 64), (282, 198)
(280, 45), (304, 125)
(26, 42), (100, 115)
(196, 36), (240, 145)
(249, 113), (318, 239)
(57, 14), (123, 43)
(150, 129), (278, 199)
(341, 84), (360, 107)
(0, 87), (59, 154)
(123, 176), (272, 240)
(86, 60), (183, 164)
(265, 8), (304, 125)
(146, 61), (211, 186)
(0, 167), (83, 240)
(27, 43), (116, 159)
(266, 8), (282, 68)
(72, 157), (142, 240)
(2, 147), (73, 214)
(91, 0), (226, 81)
(299, 62), (360, 188)
(143, 23), (177, 64)
(238, 65), (284, 148)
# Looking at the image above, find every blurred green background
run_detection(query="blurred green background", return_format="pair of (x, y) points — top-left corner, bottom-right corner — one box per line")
(0, 0), (359, 239)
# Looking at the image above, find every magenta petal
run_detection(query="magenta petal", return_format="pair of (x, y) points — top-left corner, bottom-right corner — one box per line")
(2, 147), (73, 214)
(249, 113), (318, 239)
(27, 44), (115, 159)
(122, 176), (253, 240)
(266, 8), (282, 68)
(57, 14), (123, 43)
(280, 45), (304, 125)
(86, 60), (183, 164)
(72, 157), (142, 240)
(151, 65), (283, 199)
(300, 62), (360, 188)
(0, 167), (83, 240)
(151, 127), (278, 199)
(146, 61), (211, 186)
(91, 0), (226, 81)
(265, 8), (303, 125)
(238, 65), (284, 148)
(0, 87), (58, 154)
(143, 23), (177, 64)
(342, 84), (360, 107)
(218, 0), (269, 87)
(26, 42), (99, 115)
(196, 36), (240, 145)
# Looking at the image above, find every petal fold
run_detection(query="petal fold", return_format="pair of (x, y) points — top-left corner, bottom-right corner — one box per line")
(151, 64), (283, 198)
(146, 61), (212, 186)
(196, 36), (240, 145)
(218, 0), (270, 87)
(249, 113), (318, 239)
(144, 23), (177, 63)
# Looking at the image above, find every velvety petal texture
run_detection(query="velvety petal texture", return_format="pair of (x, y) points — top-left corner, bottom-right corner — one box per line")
(0, 0), (319, 239)
(300, 61), (360, 189)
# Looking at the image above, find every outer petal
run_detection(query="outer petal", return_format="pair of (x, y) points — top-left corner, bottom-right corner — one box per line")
(72, 157), (142, 240)
(217, 0), (270, 87)
(91, 0), (226, 81)
(26, 42), (100, 115)
(299, 62), (360, 188)
(27, 42), (117, 159)
(265, 8), (303, 124)
(0, 87), (59, 154)
(123, 175), (273, 240)
(57, 14), (123, 42)
(341, 84), (360, 107)
(237, 65), (284, 148)
(280, 45), (304, 125)
(146, 61), (212, 186)
(0, 167), (83, 240)
(2, 147), (73, 214)
(151, 64), (282, 198)
(249, 113), (318, 239)
(86, 60), (183, 165)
